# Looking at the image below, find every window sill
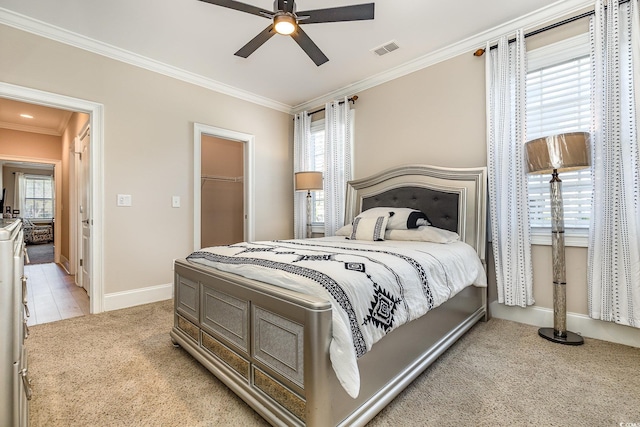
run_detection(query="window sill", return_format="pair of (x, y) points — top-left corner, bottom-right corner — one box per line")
(530, 230), (588, 248)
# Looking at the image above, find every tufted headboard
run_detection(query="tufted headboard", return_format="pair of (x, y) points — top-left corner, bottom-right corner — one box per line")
(344, 164), (488, 263)
(361, 186), (459, 232)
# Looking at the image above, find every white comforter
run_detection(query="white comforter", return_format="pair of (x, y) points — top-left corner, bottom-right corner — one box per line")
(187, 237), (486, 398)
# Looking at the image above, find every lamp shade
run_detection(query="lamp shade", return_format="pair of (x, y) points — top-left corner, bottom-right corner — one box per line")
(295, 171), (323, 191)
(525, 132), (590, 175)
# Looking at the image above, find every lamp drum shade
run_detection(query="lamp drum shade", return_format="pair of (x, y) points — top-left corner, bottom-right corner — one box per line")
(525, 132), (590, 174)
(295, 171), (323, 191)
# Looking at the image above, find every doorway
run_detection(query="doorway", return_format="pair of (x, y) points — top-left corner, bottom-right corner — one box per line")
(201, 135), (244, 247)
(0, 82), (104, 314)
(193, 123), (255, 250)
(0, 160), (60, 261)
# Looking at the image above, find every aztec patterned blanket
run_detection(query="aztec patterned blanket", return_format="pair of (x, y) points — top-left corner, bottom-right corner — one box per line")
(187, 236), (486, 398)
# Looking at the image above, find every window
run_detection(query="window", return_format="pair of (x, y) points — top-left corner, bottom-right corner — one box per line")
(24, 175), (54, 219)
(310, 119), (325, 224)
(526, 34), (591, 245)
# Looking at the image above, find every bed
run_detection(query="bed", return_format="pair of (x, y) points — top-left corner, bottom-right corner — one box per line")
(170, 164), (488, 426)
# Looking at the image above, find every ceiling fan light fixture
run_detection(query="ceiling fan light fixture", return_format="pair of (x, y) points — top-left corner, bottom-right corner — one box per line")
(274, 13), (296, 35)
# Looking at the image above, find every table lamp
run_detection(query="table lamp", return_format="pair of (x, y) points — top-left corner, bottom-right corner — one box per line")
(295, 171), (323, 238)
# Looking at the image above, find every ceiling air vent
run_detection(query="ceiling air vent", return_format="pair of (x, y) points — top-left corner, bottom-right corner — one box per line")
(372, 41), (399, 56)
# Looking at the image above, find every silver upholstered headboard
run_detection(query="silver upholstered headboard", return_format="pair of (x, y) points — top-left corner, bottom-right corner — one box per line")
(344, 164), (488, 263)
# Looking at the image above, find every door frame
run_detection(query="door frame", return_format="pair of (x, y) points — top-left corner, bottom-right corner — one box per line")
(74, 122), (90, 292)
(193, 123), (254, 250)
(0, 82), (105, 314)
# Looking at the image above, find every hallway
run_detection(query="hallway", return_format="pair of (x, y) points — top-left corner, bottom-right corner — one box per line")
(25, 263), (90, 326)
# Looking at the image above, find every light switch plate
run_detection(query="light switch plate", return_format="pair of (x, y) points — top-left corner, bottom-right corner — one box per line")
(172, 196), (180, 208)
(117, 194), (132, 207)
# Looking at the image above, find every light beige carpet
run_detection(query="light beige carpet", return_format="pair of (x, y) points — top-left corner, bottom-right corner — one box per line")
(26, 300), (640, 426)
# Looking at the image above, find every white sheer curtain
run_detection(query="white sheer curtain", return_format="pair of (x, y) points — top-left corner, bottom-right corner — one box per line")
(293, 111), (313, 239)
(324, 97), (354, 237)
(486, 30), (535, 307)
(588, 0), (640, 328)
(13, 172), (26, 217)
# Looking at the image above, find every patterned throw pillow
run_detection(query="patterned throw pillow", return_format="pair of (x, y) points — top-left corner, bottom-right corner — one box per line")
(348, 215), (389, 241)
(356, 207), (429, 229)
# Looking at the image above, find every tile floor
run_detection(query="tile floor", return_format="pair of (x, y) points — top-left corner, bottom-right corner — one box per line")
(24, 262), (90, 326)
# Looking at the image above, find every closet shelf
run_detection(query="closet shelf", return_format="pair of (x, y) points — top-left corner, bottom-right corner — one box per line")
(201, 174), (243, 187)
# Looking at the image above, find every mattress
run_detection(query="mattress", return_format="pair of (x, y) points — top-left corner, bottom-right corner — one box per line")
(187, 236), (486, 398)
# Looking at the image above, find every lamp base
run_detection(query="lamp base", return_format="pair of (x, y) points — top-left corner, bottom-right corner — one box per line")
(538, 327), (584, 345)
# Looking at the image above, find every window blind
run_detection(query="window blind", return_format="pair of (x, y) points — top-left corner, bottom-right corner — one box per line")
(526, 55), (592, 229)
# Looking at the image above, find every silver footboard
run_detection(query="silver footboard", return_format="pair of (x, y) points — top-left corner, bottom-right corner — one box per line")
(170, 259), (485, 427)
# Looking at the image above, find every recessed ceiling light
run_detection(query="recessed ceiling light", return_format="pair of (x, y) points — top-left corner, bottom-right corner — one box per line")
(20, 114), (34, 119)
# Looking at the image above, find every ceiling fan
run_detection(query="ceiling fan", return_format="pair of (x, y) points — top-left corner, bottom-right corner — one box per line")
(199, 0), (375, 66)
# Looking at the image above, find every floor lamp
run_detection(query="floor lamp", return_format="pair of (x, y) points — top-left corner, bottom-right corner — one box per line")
(294, 171), (323, 238)
(525, 132), (590, 346)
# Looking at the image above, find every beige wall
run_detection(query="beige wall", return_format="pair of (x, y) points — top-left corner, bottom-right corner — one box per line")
(0, 128), (62, 161)
(353, 19), (591, 316)
(1, 24), (292, 295)
(0, 13), (599, 320)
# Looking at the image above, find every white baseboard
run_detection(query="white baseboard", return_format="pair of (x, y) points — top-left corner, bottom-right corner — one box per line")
(490, 301), (640, 348)
(104, 283), (173, 312)
(59, 254), (71, 275)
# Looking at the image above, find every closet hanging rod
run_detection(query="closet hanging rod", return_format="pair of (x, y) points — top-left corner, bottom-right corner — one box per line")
(473, 0), (632, 56)
(201, 174), (243, 183)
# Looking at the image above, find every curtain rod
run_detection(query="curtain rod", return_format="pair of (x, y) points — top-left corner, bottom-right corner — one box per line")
(306, 96), (359, 116)
(473, 0), (632, 56)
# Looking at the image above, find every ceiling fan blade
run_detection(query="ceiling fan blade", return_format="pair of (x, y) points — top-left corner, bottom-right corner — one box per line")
(198, 0), (272, 18)
(291, 27), (329, 66)
(234, 24), (276, 58)
(298, 3), (374, 24)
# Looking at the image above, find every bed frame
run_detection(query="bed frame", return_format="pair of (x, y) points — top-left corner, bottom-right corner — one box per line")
(170, 164), (488, 426)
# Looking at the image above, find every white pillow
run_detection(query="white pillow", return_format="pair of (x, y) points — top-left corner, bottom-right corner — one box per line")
(357, 207), (429, 230)
(335, 224), (352, 236)
(337, 224), (458, 244)
(384, 226), (460, 243)
(347, 215), (389, 241)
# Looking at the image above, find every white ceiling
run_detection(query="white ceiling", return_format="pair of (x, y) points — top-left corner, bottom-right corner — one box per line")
(0, 0), (592, 113)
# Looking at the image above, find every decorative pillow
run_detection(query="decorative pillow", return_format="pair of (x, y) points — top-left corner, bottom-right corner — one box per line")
(384, 226), (460, 243)
(335, 224), (353, 236)
(356, 207), (430, 230)
(347, 215), (389, 241)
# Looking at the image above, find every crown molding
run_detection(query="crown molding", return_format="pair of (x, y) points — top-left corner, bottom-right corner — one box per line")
(0, 1), (595, 117)
(0, 7), (292, 114)
(291, 0), (594, 113)
(0, 120), (62, 136)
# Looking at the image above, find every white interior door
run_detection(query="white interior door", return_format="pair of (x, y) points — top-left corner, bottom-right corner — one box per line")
(77, 127), (91, 296)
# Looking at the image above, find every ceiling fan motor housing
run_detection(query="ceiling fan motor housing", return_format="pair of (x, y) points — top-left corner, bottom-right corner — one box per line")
(274, 0), (295, 13)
